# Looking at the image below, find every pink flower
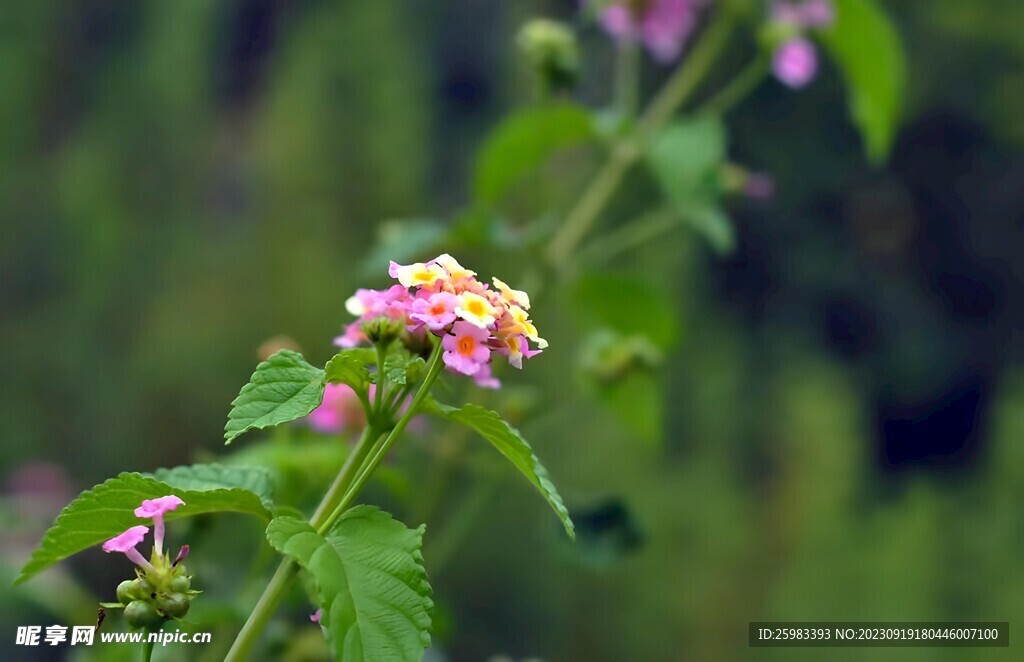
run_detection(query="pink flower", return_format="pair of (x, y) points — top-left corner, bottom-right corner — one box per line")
(772, 37), (818, 88)
(598, 0), (707, 63)
(307, 383), (364, 434)
(774, 0), (834, 28)
(310, 609), (323, 624)
(442, 321), (492, 376)
(472, 362), (501, 389)
(409, 291), (459, 331)
(496, 335), (543, 370)
(102, 525), (154, 572)
(744, 173), (775, 200)
(135, 495), (184, 556)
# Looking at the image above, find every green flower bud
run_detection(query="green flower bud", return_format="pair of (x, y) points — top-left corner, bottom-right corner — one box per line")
(361, 316), (404, 346)
(125, 600), (162, 628)
(116, 580), (136, 604)
(131, 578), (155, 599)
(170, 576), (191, 593)
(157, 593), (190, 619)
(517, 19), (579, 95)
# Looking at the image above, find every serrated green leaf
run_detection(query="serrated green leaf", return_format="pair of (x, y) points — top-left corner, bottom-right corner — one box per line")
(474, 103), (595, 205)
(17, 472), (271, 584)
(647, 115), (734, 253)
(821, 0), (906, 163)
(430, 403), (574, 538)
(266, 508), (432, 662)
(384, 352), (426, 386)
(225, 350), (326, 444)
(149, 463), (275, 510)
(325, 348), (375, 392)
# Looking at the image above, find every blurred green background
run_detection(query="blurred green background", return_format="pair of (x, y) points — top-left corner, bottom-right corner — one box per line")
(2, 0), (1023, 660)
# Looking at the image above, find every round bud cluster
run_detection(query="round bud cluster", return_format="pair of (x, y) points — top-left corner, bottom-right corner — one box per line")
(116, 562), (195, 628)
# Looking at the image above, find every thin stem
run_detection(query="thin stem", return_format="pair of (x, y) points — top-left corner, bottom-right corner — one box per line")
(142, 638), (154, 662)
(696, 56), (768, 116)
(576, 207), (681, 266)
(225, 424), (380, 661)
(319, 340), (446, 534)
(374, 345), (387, 420)
(546, 11), (737, 267)
(613, 37), (641, 120)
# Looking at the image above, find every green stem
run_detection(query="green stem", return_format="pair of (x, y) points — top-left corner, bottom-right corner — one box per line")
(696, 56), (768, 116)
(225, 423), (380, 661)
(374, 345), (387, 420)
(142, 638), (154, 662)
(576, 207), (680, 266)
(319, 340), (446, 534)
(613, 37), (641, 120)
(545, 11), (737, 267)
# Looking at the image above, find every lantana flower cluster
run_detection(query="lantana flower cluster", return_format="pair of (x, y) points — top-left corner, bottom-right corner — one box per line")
(335, 254), (545, 389)
(101, 495), (196, 628)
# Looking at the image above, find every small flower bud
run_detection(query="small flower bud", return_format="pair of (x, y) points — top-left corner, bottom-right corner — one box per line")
(361, 316), (404, 346)
(170, 575), (191, 592)
(116, 580), (136, 604)
(125, 600), (162, 628)
(517, 19), (579, 94)
(157, 593), (190, 619)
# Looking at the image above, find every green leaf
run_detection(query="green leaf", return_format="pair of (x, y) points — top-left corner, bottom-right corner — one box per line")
(679, 203), (734, 254)
(570, 274), (681, 350)
(384, 352), (426, 386)
(325, 348), (376, 392)
(598, 372), (663, 447)
(647, 115), (734, 252)
(266, 508), (432, 662)
(430, 403), (574, 538)
(821, 0), (906, 163)
(225, 350), (326, 444)
(474, 103), (595, 205)
(149, 463), (275, 510)
(17, 472), (272, 584)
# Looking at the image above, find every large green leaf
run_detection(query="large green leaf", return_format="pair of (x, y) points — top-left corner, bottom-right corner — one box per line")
(17, 472), (272, 584)
(821, 0), (906, 163)
(266, 509), (432, 662)
(225, 349), (326, 444)
(430, 404), (575, 538)
(473, 103), (595, 205)
(149, 463), (275, 509)
(647, 115), (734, 252)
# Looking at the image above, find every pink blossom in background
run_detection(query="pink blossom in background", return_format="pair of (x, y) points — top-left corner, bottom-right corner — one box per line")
(772, 37), (818, 88)
(772, 0), (834, 28)
(307, 382), (365, 434)
(744, 173), (776, 200)
(597, 0), (709, 63)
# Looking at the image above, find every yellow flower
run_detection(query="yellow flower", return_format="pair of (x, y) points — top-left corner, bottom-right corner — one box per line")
(455, 291), (499, 328)
(390, 261), (448, 288)
(434, 253), (476, 281)
(492, 277), (531, 310)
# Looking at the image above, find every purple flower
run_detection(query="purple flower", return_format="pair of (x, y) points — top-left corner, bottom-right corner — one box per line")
(772, 38), (818, 88)
(442, 321), (492, 376)
(134, 495), (185, 556)
(102, 525), (154, 572)
(598, 0), (708, 63)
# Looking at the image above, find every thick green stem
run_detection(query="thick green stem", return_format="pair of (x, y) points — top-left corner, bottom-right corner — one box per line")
(545, 12), (737, 267)
(142, 639), (154, 662)
(225, 423), (380, 661)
